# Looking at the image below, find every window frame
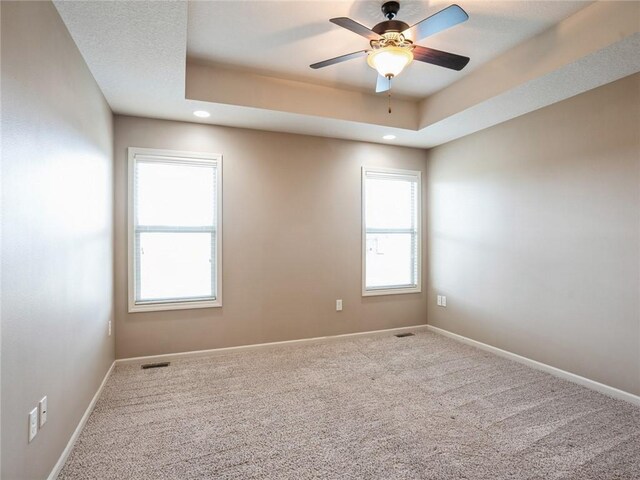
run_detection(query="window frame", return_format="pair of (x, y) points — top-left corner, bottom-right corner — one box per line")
(127, 147), (223, 313)
(361, 166), (422, 297)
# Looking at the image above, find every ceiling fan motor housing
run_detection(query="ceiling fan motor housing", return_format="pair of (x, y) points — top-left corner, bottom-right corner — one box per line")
(372, 20), (410, 35)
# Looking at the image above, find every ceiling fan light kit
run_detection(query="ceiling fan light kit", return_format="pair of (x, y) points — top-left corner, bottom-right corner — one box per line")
(367, 46), (414, 78)
(310, 1), (471, 112)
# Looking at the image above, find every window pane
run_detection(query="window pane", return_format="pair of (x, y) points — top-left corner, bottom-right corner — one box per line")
(137, 161), (215, 227)
(365, 177), (416, 230)
(137, 232), (213, 302)
(365, 233), (416, 288)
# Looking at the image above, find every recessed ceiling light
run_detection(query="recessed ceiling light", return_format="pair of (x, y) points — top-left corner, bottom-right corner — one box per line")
(193, 110), (210, 118)
(383, 134), (396, 140)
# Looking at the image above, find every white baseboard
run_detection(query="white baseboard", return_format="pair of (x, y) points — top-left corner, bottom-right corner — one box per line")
(116, 324), (429, 365)
(47, 361), (116, 480)
(426, 325), (640, 407)
(48, 325), (426, 476)
(43, 323), (639, 479)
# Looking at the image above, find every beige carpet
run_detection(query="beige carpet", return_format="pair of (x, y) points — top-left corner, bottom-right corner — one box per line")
(59, 330), (640, 479)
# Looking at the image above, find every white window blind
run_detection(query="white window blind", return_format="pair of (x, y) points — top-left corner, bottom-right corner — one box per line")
(128, 148), (222, 312)
(362, 167), (421, 295)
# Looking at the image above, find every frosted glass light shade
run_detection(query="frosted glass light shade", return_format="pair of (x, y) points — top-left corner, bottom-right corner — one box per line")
(367, 47), (413, 78)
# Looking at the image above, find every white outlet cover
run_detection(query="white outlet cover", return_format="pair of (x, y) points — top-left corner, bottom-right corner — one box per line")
(29, 408), (38, 443)
(336, 299), (343, 311)
(442, 296), (447, 307)
(108, 320), (112, 336)
(437, 295), (442, 306)
(39, 396), (47, 428)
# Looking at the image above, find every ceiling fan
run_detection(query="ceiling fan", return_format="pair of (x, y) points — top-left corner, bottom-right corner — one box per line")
(310, 1), (470, 95)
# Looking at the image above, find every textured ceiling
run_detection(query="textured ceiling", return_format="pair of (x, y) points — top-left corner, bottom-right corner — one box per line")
(54, 0), (187, 115)
(187, 0), (590, 98)
(53, 0), (638, 148)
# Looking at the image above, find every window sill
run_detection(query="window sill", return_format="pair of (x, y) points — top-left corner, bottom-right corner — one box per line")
(128, 299), (221, 313)
(362, 287), (421, 297)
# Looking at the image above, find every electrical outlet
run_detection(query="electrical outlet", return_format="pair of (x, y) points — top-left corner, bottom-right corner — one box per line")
(28, 408), (38, 443)
(108, 320), (112, 336)
(336, 299), (343, 311)
(437, 295), (442, 306)
(39, 396), (47, 428)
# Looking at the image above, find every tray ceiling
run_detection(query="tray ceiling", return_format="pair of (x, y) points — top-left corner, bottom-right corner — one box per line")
(187, 1), (589, 99)
(53, 0), (639, 147)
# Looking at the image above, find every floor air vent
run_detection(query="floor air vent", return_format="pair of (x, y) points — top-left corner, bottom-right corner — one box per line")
(141, 362), (170, 369)
(395, 332), (415, 338)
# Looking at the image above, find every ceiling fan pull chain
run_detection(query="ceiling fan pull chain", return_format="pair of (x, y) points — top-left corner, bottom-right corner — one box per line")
(388, 75), (392, 113)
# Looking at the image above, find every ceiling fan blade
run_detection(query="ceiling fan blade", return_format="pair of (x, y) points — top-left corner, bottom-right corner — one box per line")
(412, 45), (470, 71)
(310, 50), (369, 69)
(376, 74), (390, 93)
(330, 17), (380, 41)
(402, 4), (469, 42)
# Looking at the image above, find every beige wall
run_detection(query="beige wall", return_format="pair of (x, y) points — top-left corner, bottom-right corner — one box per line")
(114, 116), (428, 359)
(1, 2), (114, 479)
(426, 74), (640, 396)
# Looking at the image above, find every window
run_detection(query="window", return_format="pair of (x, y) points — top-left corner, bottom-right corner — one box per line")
(128, 148), (222, 312)
(362, 166), (421, 296)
